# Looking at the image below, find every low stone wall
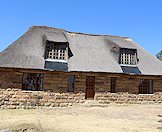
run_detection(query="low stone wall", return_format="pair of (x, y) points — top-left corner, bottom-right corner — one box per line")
(0, 89), (162, 109)
(95, 92), (162, 104)
(0, 89), (85, 109)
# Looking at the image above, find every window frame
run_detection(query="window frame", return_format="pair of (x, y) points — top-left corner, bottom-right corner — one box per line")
(45, 41), (68, 62)
(110, 77), (117, 93)
(138, 79), (153, 94)
(22, 73), (44, 91)
(119, 48), (138, 66)
(67, 75), (75, 92)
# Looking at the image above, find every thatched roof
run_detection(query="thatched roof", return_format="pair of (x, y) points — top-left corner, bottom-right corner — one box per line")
(0, 26), (162, 75)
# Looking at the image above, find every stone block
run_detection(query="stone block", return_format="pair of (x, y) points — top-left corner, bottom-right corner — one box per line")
(19, 99), (27, 103)
(108, 98), (117, 101)
(0, 105), (7, 109)
(55, 99), (63, 103)
(68, 103), (73, 106)
(6, 88), (12, 91)
(114, 101), (123, 104)
(44, 102), (51, 106)
(55, 94), (62, 99)
(9, 98), (17, 102)
(79, 100), (85, 103)
(61, 95), (68, 99)
(12, 94), (21, 99)
(39, 99), (46, 103)
(8, 91), (15, 95)
(0, 95), (4, 98)
(103, 100), (111, 104)
(23, 94), (31, 99)
(100, 97), (107, 100)
(60, 103), (68, 107)
(0, 102), (3, 106)
(68, 96), (74, 100)
(74, 100), (79, 103)
(98, 100), (105, 104)
(48, 99), (55, 103)
(7, 105), (16, 109)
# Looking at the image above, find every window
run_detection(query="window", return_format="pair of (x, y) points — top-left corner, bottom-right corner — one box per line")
(45, 41), (67, 61)
(22, 73), (43, 91)
(68, 75), (75, 92)
(110, 77), (116, 93)
(119, 48), (137, 66)
(138, 79), (153, 94)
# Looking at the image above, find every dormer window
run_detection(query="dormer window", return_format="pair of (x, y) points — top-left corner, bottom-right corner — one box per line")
(119, 48), (138, 66)
(45, 41), (68, 62)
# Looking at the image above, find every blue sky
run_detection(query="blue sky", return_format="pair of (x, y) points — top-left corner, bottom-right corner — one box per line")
(0, 0), (162, 55)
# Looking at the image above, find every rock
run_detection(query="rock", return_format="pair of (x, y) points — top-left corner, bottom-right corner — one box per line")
(60, 103), (68, 107)
(44, 103), (51, 106)
(55, 94), (61, 99)
(7, 105), (16, 109)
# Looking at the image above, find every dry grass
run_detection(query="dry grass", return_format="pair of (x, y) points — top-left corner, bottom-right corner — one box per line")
(0, 104), (162, 132)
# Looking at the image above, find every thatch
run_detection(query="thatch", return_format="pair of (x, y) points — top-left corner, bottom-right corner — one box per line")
(0, 26), (162, 75)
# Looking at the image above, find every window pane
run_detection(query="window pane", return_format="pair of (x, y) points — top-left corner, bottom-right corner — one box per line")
(110, 77), (116, 93)
(22, 73), (43, 91)
(138, 79), (153, 94)
(68, 75), (75, 92)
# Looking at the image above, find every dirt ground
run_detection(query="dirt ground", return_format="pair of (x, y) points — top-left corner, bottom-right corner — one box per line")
(0, 104), (162, 132)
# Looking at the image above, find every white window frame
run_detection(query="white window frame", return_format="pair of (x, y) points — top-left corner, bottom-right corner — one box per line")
(45, 41), (68, 62)
(120, 48), (137, 66)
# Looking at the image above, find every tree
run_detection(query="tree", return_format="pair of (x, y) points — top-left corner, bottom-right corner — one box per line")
(156, 50), (162, 61)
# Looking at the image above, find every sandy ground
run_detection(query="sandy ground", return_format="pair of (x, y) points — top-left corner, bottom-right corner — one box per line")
(0, 104), (162, 132)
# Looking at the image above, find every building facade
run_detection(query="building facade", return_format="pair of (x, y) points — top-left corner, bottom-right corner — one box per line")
(0, 26), (162, 108)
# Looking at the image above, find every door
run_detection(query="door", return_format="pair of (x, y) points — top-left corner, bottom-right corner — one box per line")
(86, 76), (95, 99)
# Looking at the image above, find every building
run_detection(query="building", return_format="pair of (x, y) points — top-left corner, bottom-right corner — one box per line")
(0, 26), (162, 106)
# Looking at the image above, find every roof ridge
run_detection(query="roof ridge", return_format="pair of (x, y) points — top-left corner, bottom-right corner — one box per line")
(29, 25), (130, 39)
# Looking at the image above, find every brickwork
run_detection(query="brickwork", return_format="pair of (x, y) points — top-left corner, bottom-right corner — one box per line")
(0, 89), (85, 109)
(95, 92), (162, 104)
(0, 89), (162, 109)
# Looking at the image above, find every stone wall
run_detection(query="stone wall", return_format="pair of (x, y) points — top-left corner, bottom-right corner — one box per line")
(0, 89), (162, 109)
(0, 89), (85, 109)
(95, 92), (162, 104)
